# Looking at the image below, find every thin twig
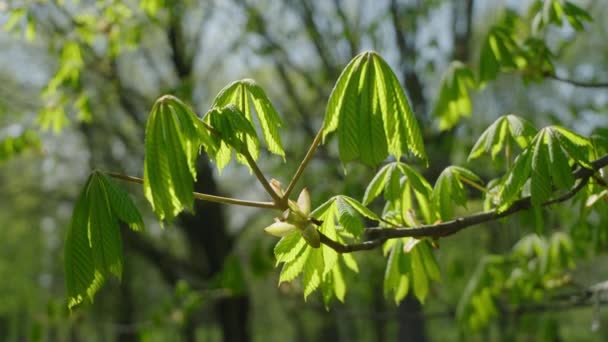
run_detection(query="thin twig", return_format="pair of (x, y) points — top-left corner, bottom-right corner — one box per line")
(318, 154), (608, 253)
(284, 128), (324, 201)
(105, 172), (276, 209)
(198, 118), (283, 206)
(240, 149), (284, 205)
(547, 74), (608, 88)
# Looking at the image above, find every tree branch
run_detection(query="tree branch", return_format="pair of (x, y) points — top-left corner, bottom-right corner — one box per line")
(547, 74), (608, 88)
(318, 154), (608, 253)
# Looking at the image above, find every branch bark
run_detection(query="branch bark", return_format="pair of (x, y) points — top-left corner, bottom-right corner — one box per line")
(318, 154), (608, 253)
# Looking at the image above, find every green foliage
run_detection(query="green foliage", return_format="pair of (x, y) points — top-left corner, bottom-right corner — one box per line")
(432, 166), (483, 221)
(457, 232), (575, 331)
(468, 114), (537, 162)
(65, 172), (144, 309)
(498, 126), (594, 209)
(272, 196), (374, 302)
(143, 96), (210, 221)
(0, 130), (40, 162)
(322, 51), (426, 166)
(364, 162), (434, 226)
(432, 62), (476, 131)
(533, 0), (592, 32)
(210, 79), (285, 170)
(479, 25), (525, 85)
(383, 239), (440, 304)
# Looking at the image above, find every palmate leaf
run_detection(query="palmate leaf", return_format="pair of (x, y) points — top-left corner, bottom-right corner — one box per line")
(275, 197), (366, 301)
(432, 166), (483, 221)
(212, 79), (285, 165)
(322, 51), (426, 166)
(498, 126), (594, 210)
(363, 162), (434, 225)
(65, 172), (144, 309)
(468, 114), (537, 161)
(204, 105), (260, 172)
(384, 239), (440, 304)
(432, 62), (477, 131)
(479, 25), (526, 85)
(143, 96), (209, 221)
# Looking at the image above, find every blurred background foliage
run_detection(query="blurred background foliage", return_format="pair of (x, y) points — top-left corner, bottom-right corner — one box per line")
(1, 0), (608, 341)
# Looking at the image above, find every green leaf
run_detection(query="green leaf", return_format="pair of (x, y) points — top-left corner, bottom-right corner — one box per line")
(102, 176), (144, 232)
(363, 163), (393, 205)
(303, 247), (324, 300)
(274, 232), (306, 265)
(384, 240), (409, 303)
(410, 244), (429, 303)
(341, 196), (382, 222)
(432, 166), (480, 220)
(468, 115), (536, 161)
(336, 197), (364, 237)
(432, 62), (476, 131)
(563, 1), (592, 31)
(279, 246), (310, 284)
(65, 176), (98, 309)
(0, 130), (41, 163)
(212, 79), (285, 159)
(479, 26), (525, 85)
(143, 96), (204, 221)
(323, 51), (426, 166)
(418, 241), (441, 281)
(65, 172), (142, 309)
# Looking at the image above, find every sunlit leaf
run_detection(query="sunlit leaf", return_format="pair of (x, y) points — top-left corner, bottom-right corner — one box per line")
(323, 51), (426, 166)
(432, 62), (476, 131)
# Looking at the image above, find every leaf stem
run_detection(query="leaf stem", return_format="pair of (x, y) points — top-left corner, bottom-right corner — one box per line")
(105, 172), (277, 209)
(458, 176), (487, 193)
(198, 118), (283, 206)
(239, 149), (284, 205)
(284, 127), (324, 202)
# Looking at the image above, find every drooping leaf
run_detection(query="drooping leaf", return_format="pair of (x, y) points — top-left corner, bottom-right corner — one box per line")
(102, 176), (144, 232)
(274, 231), (306, 265)
(363, 163), (393, 205)
(279, 246), (310, 284)
(479, 25), (525, 85)
(301, 247), (324, 300)
(143, 96), (205, 221)
(65, 172), (145, 309)
(212, 79), (285, 160)
(432, 166), (482, 221)
(432, 62), (476, 131)
(468, 114), (536, 161)
(323, 51), (426, 166)
(498, 126), (593, 210)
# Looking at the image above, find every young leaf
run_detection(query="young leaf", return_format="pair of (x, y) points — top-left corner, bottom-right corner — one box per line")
(323, 51), (426, 166)
(279, 246), (310, 284)
(274, 232), (306, 265)
(143, 97), (203, 221)
(363, 163), (393, 205)
(432, 62), (476, 131)
(410, 244), (429, 303)
(65, 172), (144, 309)
(432, 166), (482, 221)
(468, 114), (536, 161)
(102, 176), (144, 232)
(65, 177), (98, 309)
(212, 79), (285, 159)
(303, 247), (324, 300)
(336, 197), (364, 237)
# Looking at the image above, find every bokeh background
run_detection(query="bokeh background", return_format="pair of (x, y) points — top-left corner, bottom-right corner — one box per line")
(1, 0), (608, 341)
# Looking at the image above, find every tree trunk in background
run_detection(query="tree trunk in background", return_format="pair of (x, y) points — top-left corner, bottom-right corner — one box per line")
(178, 157), (251, 342)
(397, 295), (426, 342)
(116, 252), (137, 342)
